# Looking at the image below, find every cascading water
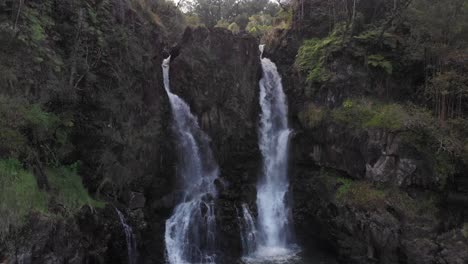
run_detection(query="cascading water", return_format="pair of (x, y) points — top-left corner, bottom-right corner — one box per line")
(162, 57), (219, 264)
(115, 208), (138, 264)
(245, 45), (297, 262)
(238, 204), (258, 256)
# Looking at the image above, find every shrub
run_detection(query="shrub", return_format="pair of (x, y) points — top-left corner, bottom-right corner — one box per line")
(47, 164), (105, 215)
(296, 27), (345, 83)
(332, 99), (407, 131)
(298, 103), (325, 129)
(331, 99), (375, 128)
(228, 22), (240, 34)
(0, 159), (48, 236)
(365, 104), (408, 130)
(367, 54), (393, 74)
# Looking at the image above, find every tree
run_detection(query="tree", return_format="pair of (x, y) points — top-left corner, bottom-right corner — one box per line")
(179, 0), (280, 28)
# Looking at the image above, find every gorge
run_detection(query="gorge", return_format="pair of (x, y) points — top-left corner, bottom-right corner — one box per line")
(0, 0), (467, 264)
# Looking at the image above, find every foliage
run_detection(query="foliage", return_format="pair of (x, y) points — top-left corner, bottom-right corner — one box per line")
(180, 0), (280, 28)
(215, 19), (230, 29)
(331, 98), (408, 131)
(367, 54), (393, 74)
(246, 14), (274, 37)
(47, 164), (105, 215)
(336, 180), (386, 209)
(331, 98), (466, 185)
(298, 103), (325, 129)
(0, 159), (48, 236)
(296, 28), (345, 83)
(185, 14), (204, 27)
(228, 22), (240, 33)
(0, 95), (66, 160)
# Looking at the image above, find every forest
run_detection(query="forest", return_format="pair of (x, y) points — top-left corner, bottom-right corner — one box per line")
(0, 0), (467, 263)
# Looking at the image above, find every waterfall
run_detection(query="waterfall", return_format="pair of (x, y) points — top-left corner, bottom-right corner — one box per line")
(115, 208), (138, 264)
(238, 204), (258, 256)
(247, 45), (297, 260)
(162, 57), (219, 264)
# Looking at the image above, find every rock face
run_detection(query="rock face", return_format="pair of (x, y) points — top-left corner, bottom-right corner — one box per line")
(298, 122), (440, 189)
(0, 207), (130, 264)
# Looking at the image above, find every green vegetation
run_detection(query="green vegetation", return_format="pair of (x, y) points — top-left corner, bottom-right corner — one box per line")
(298, 103), (325, 129)
(0, 159), (48, 236)
(48, 164), (105, 215)
(296, 27), (345, 83)
(331, 98), (466, 184)
(0, 159), (104, 237)
(177, 0), (290, 38)
(320, 170), (437, 216)
(331, 99), (408, 131)
(367, 54), (393, 75)
(336, 179), (386, 209)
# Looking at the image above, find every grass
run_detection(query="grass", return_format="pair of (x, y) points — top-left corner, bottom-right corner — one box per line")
(336, 180), (386, 209)
(47, 164), (105, 214)
(0, 159), (105, 237)
(0, 159), (48, 236)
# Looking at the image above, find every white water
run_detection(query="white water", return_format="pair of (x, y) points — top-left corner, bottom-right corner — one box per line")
(162, 57), (219, 264)
(115, 208), (138, 264)
(246, 45), (297, 262)
(238, 204), (258, 256)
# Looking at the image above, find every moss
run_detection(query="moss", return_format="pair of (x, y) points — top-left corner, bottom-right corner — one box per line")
(335, 177), (353, 199)
(296, 28), (345, 83)
(298, 103), (325, 129)
(336, 181), (386, 209)
(47, 164), (105, 215)
(386, 190), (438, 218)
(0, 159), (48, 236)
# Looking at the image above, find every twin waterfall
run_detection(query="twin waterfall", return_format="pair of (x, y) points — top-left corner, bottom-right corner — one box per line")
(163, 57), (219, 264)
(162, 45), (296, 263)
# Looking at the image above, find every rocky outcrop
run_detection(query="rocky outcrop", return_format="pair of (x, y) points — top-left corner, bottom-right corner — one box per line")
(0, 207), (133, 264)
(295, 121), (440, 189)
(291, 166), (468, 264)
